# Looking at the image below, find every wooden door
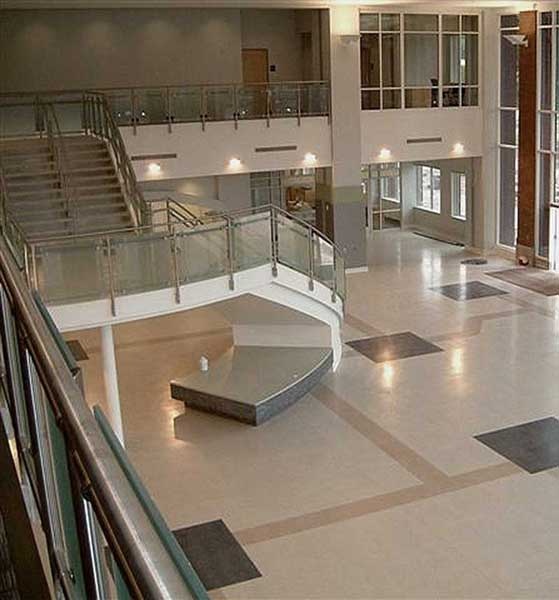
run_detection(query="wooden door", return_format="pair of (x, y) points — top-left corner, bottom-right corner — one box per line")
(242, 49), (269, 83)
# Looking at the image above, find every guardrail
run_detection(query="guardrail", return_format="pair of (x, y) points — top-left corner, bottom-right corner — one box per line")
(0, 235), (208, 599)
(0, 81), (330, 136)
(27, 203), (346, 314)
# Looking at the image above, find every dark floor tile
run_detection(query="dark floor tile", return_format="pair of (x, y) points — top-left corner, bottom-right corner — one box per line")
(66, 340), (89, 362)
(432, 281), (508, 301)
(347, 332), (443, 363)
(475, 417), (559, 474)
(173, 519), (261, 590)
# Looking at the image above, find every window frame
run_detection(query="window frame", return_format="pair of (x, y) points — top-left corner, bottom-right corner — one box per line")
(360, 10), (480, 111)
(451, 171), (467, 220)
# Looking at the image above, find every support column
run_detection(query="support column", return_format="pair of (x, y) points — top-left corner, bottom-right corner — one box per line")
(327, 5), (367, 270)
(516, 10), (537, 264)
(100, 324), (124, 445)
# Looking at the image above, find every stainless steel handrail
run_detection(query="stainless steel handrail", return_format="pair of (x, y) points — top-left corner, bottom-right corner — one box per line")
(0, 235), (199, 599)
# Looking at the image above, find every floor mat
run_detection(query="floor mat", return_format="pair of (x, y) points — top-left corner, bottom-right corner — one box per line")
(486, 267), (559, 296)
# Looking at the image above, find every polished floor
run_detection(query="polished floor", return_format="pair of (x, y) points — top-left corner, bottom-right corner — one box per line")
(69, 230), (559, 599)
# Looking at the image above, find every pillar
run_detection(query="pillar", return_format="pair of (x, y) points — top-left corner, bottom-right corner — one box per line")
(327, 5), (367, 270)
(101, 324), (124, 445)
(516, 10), (537, 264)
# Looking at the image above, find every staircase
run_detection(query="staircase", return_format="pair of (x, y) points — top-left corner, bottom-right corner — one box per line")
(0, 135), (133, 241)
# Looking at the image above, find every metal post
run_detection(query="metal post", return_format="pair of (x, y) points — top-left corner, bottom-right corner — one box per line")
(131, 90), (137, 136)
(307, 228), (314, 291)
(104, 239), (116, 317)
(171, 230), (181, 304)
(233, 85), (239, 130)
(331, 251), (337, 303)
(201, 87), (207, 132)
(297, 84), (302, 126)
(166, 88), (172, 134)
(266, 87), (271, 128)
(270, 209), (278, 277)
(226, 219), (235, 290)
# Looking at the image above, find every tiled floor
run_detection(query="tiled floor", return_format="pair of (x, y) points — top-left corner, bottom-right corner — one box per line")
(347, 331), (443, 363)
(68, 230), (559, 598)
(432, 280), (509, 301)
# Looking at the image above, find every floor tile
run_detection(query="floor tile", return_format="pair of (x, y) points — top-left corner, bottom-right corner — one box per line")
(173, 519), (261, 590)
(66, 339), (89, 361)
(432, 281), (508, 301)
(475, 417), (559, 473)
(346, 332), (443, 363)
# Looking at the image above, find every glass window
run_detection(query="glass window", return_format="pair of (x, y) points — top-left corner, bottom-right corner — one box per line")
(501, 14), (519, 29)
(499, 147), (518, 247)
(404, 34), (439, 87)
(451, 172), (467, 219)
(382, 34), (401, 87)
(381, 14), (400, 31)
(360, 13), (379, 31)
(443, 35), (460, 85)
(500, 110), (517, 146)
(541, 28), (553, 110)
(361, 89), (380, 110)
(461, 15), (479, 32)
(417, 166), (441, 212)
(500, 33), (519, 108)
(442, 15), (460, 32)
(462, 34), (479, 85)
(539, 153), (551, 257)
(404, 14), (438, 31)
(360, 34), (380, 88)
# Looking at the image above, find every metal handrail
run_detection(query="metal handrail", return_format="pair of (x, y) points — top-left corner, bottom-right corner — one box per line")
(0, 235), (202, 599)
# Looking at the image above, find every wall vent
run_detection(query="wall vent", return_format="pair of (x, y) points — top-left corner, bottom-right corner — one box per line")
(130, 153), (178, 161)
(406, 137), (443, 145)
(254, 145), (297, 153)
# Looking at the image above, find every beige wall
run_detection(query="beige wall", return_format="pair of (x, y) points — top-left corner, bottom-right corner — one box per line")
(0, 8), (243, 92)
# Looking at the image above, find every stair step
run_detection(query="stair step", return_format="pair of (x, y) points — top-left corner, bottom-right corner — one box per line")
(9, 188), (64, 199)
(4, 170), (59, 180)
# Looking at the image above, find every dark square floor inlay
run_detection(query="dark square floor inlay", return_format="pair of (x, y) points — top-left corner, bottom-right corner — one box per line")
(173, 519), (261, 590)
(347, 332), (443, 363)
(475, 417), (559, 474)
(66, 340), (89, 362)
(432, 281), (508, 301)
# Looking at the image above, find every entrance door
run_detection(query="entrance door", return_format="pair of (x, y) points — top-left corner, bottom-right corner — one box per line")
(242, 49), (269, 83)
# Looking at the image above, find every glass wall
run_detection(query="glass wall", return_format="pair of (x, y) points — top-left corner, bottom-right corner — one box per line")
(536, 11), (559, 260)
(498, 14), (520, 248)
(360, 12), (479, 110)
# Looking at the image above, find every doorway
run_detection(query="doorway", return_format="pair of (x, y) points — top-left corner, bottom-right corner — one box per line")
(242, 49), (269, 83)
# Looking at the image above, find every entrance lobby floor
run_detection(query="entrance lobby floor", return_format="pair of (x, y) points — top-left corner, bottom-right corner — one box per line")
(69, 231), (559, 598)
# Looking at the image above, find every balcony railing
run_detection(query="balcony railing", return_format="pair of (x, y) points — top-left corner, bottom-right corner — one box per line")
(0, 81), (330, 136)
(0, 235), (208, 599)
(25, 203), (345, 313)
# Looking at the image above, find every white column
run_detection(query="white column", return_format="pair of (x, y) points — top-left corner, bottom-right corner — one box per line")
(101, 324), (124, 446)
(328, 5), (367, 269)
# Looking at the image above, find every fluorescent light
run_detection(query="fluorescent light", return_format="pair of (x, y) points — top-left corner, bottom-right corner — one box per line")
(453, 142), (465, 155)
(304, 152), (317, 164)
(229, 157), (242, 169)
(379, 148), (392, 160)
(148, 162), (161, 174)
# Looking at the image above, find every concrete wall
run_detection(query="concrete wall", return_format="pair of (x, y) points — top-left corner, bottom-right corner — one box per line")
(0, 9), (243, 91)
(401, 158), (476, 244)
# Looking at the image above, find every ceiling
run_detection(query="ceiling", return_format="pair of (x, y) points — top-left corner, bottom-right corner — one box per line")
(0, 0), (545, 9)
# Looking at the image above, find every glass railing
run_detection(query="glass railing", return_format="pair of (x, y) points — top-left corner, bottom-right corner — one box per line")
(1, 82), (329, 137)
(100, 81), (330, 129)
(26, 205), (345, 311)
(0, 235), (208, 599)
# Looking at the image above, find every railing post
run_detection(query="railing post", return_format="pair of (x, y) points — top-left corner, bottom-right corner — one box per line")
(171, 229), (181, 304)
(201, 87), (207, 132)
(166, 88), (172, 134)
(226, 218), (235, 290)
(266, 86), (272, 128)
(307, 228), (314, 291)
(331, 250), (338, 303)
(233, 85), (239, 130)
(297, 84), (302, 126)
(270, 209), (278, 277)
(131, 90), (137, 136)
(104, 238), (117, 317)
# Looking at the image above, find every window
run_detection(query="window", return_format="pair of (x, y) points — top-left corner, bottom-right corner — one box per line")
(416, 166), (441, 212)
(360, 12), (480, 111)
(451, 172), (467, 219)
(498, 14), (519, 248)
(380, 163), (400, 201)
(250, 171), (282, 207)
